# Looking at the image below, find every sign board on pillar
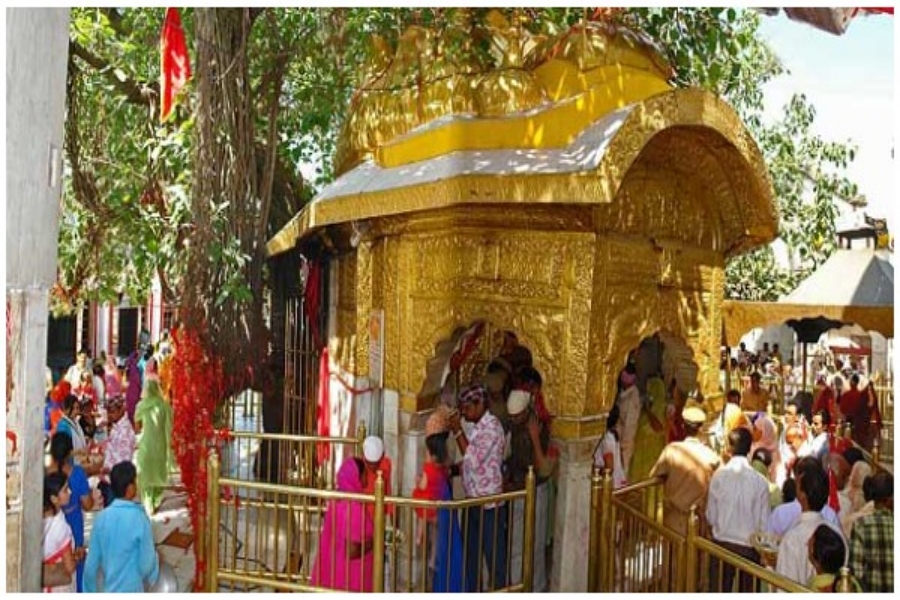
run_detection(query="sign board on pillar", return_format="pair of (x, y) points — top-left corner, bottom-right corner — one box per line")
(368, 309), (385, 388)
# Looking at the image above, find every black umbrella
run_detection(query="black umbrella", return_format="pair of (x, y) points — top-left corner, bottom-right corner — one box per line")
(786, 316), (846, 394)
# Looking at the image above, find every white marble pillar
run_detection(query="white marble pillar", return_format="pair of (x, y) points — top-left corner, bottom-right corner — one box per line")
(549, 438), (597, 592)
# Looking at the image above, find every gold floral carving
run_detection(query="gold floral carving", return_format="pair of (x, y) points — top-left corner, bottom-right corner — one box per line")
(329, 224), (598, 424)
(584, 234), (726, 418)
(354, 240), (374, 378)
(334, 253), (359, 371)
(379, 238), (401, 389)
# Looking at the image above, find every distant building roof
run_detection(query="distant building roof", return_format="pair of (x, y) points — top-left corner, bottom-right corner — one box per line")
(782, 249), (893, 307)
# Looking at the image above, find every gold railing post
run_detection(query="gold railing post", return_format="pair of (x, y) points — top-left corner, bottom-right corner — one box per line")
(356, 423), (367, 456)
(588, 466), (601, 592)
(872, 435), (881, 466)
(685, 505), (699, 593)
(602, 468), (614, 592)
(206, 449), (221, 593)
(675, 536), (687, 592)
(523, 467), (536, 592)
(196, 446), (207, 592)
(836, 566), (853, 592)
(372, 470), (386, 593)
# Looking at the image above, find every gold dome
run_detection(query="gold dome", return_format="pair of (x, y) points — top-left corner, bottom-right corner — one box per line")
(333, 13), (675, 177)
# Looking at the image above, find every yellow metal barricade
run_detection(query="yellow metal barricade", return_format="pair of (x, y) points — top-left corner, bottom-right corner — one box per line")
(204, 435), (536, 593)
(591, 469), (818, 593)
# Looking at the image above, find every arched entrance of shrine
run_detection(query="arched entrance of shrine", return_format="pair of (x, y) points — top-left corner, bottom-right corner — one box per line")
(614, 331), (700, 481)
(416, 319), (541, 411)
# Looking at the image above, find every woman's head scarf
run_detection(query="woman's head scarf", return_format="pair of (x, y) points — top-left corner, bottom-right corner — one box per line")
(141, 377), (164, 400)
(752, 413), (778, 452)
(847, 460), (873, 512)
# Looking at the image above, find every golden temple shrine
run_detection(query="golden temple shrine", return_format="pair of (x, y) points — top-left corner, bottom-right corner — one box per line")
(268, 12), (778, 591)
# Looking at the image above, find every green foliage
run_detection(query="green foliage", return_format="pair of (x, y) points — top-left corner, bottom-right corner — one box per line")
(60, 8), (193, 312)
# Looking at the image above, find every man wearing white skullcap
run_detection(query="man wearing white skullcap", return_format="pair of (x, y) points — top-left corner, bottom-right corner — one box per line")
(363, 436), (384, 463)
(504, 389), (554, 592)
(361, 435), (393, 518)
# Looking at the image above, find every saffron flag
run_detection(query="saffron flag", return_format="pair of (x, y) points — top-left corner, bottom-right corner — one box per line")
(160, 8), (191, 121)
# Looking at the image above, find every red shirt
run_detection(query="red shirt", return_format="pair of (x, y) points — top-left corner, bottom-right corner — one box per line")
(412, 462), (447, 521)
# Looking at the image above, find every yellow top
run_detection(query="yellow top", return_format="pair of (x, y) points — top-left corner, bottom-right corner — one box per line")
(336, 15), (673, 175)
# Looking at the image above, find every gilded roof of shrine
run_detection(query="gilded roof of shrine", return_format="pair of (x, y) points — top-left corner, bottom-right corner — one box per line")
(268, 15), (778, 258)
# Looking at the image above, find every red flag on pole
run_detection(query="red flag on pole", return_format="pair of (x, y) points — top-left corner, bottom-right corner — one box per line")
(160, 8), (191, 122)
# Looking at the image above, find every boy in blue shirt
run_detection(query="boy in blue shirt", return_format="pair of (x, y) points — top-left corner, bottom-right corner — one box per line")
(84, 461), (159, 592)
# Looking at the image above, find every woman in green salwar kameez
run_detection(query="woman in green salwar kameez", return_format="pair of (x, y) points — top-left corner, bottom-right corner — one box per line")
(134, 377), (174, 514)
(628, 374), (669, 482)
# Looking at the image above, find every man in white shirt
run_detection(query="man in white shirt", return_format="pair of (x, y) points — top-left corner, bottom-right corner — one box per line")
(64, 348), (90, 386)
(768, 460), (841, 537)
(808, 409), (831, 466)
(706, 427), (771, 592)
(775, 457), (846, 585)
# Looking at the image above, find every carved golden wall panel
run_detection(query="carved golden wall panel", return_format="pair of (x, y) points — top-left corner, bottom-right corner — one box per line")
(379, 238), (402, 389)
(333, 253), (359, 371)
(587, 272), (657, 414)
(406, 231), (567, 302)
(330, 224), (599, 421)
(328, 212), (740, 439)
(596, 139), (742, 253)
(338, 223), (730, 426)
(354, 241), (374, 379)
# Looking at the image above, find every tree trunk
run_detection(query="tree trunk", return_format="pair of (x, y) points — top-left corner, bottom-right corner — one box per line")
(187, 8), (269, 395)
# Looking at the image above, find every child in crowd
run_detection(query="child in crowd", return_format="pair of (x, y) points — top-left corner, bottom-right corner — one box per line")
(42, 472), (77, 593)
(593, 404), (627, 489)
(807, 524), (861, 592)
(413, 431), (451, 552)
(84, 461), (160, 592)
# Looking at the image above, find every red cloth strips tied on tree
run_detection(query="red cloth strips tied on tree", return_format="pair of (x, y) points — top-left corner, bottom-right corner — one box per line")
(160, 7), (191, 121)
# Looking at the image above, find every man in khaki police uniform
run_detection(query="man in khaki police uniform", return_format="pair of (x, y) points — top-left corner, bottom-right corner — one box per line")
(650, 403), (721, 536)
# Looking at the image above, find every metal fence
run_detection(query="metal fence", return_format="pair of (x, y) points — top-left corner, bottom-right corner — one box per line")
(589, 468), (819, 593)
(202, 433), (536, 593)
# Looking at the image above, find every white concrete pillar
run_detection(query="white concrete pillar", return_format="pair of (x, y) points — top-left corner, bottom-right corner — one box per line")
(550, 438), (596, 592)
(5, 7), (70, 592)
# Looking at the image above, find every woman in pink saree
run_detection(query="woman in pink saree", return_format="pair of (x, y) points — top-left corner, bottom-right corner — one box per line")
(310, 457), (375, 592)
